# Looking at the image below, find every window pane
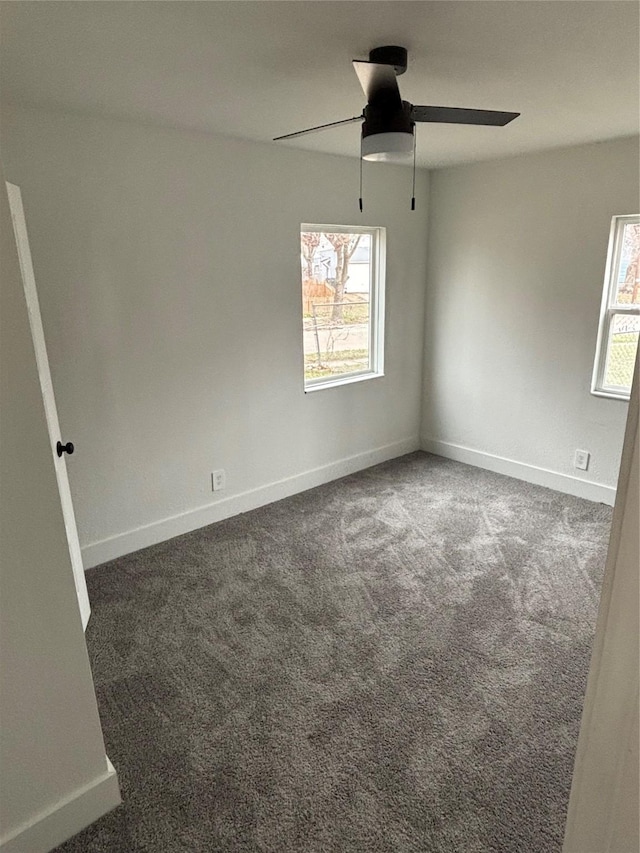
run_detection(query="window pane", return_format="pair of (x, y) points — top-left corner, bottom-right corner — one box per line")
(603, 313), (640, 389)
(614, 222), (640, 305)
(302, 231), (372, 383)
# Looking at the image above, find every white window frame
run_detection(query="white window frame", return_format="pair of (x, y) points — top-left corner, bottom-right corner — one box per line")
(301, 223), (386, 392)
(591, 214), (640, 401)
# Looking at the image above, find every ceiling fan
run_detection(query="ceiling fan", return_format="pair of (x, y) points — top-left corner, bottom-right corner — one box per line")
(274, 46), (520, 164)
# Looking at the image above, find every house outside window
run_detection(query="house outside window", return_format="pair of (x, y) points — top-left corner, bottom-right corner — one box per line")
(301, 224), (385, 391)
(592, 214), (640, 400)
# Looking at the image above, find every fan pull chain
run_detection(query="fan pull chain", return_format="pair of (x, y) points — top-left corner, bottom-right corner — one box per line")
(411, 128), (417, 211)
(359, 137), (364, 213)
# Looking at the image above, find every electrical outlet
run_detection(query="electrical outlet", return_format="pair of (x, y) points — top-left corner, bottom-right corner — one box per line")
(574, 449), (590, 471)
(211, 469), (226, 492)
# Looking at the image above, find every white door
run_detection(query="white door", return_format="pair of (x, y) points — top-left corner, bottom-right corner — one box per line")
(6, 182), (91, 630)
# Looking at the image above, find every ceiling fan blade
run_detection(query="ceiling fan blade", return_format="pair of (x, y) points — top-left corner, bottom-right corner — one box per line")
(273, 115), (363, 141)
(411, 105), (520, 126)
(352, 60), (402, 109)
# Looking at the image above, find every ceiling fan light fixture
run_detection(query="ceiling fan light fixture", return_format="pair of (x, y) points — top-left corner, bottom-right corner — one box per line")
(361, 131), (414, 162)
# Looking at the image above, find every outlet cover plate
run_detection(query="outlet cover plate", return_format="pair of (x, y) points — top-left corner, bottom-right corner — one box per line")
(212, 469), (226, 491)
(574, 450), (590, 471)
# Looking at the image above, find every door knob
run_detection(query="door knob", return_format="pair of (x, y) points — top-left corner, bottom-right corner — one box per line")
(56, 441), (74, 457)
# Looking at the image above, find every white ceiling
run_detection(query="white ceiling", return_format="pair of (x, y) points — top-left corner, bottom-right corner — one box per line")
(1, 1), (638, 169)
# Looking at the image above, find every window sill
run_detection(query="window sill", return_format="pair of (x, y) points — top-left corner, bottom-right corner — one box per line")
(304, 370), (384, 393)
(591, 387), (631, 402)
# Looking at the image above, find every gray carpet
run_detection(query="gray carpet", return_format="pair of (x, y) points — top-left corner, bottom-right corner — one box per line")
(56, 452), (612, 853)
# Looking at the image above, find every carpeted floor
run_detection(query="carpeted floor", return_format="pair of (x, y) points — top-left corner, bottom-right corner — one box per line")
(56, 452), (612, 853)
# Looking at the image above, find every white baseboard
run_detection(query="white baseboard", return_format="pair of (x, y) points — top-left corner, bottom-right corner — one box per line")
(82, 437), (420, 569)
(0, 757), (120, 853)
(421, 437), (616, 506)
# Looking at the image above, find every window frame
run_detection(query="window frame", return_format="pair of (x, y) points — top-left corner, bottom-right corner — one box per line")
(301, 223), (386, 393)
(591, 214), (640, 401)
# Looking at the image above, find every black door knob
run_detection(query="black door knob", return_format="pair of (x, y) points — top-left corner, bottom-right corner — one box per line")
(56, 441), (74, 457)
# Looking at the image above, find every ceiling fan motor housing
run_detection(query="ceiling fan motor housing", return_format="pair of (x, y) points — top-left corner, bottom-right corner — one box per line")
(368, 45), (408, 76)
(362, 100), (414, 140)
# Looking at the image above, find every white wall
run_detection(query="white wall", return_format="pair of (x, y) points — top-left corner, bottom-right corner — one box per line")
(1, 106), (429, 566)
(0, 168), (119, 851)
(421, 137), (639, 503)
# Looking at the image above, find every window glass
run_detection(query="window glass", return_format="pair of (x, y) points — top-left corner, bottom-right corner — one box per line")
(301, 225), (385, 391)
(592, 215), (640, 399)
(613, 222), (640, 306)
(603, 314), (640, 390)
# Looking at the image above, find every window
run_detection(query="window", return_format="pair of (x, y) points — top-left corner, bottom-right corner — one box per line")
(592, 215), (640, 400)
(301, 224), (385, 391)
